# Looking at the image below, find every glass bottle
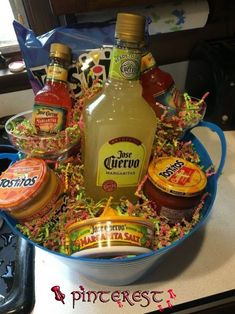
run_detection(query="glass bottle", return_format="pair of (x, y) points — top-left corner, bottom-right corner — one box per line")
(83, 13), (157, 203)
(32, 43), (72, 133)
(140, 50), (180, 118)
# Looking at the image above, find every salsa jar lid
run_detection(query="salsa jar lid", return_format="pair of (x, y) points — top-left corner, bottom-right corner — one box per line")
(148, 157), (207, 197)
(11, 169), (63, 222)
(0, 158), (48, 209)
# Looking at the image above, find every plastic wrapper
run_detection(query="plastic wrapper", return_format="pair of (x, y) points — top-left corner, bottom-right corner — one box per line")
(13, 20), (115, 98)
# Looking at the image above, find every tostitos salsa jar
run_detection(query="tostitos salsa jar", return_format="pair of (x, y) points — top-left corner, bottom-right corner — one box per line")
(66, 200), (155, 258)
(143, 157), (207, 224)
(0, 158), (64, 222)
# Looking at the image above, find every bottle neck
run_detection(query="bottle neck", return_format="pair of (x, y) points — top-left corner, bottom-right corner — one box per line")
(46, 56), (69, 84)
(116, 39), (140, 50)
(108, 39), (142, 81)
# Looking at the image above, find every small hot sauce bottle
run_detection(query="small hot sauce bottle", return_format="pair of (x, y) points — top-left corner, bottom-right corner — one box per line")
(32, 43), (72, 133)
(140, 51), (180, 118)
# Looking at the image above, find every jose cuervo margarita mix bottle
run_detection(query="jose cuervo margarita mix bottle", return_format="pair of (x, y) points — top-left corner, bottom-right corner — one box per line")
(83, 13), (157, 202)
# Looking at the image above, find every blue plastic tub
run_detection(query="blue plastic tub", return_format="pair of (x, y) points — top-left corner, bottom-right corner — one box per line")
(0, 121), (226, 286)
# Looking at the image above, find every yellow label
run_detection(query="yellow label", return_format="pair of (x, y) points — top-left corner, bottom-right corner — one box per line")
(96, 137), (146, 191)
(141, 52), (156, 73)
(148, 157), (207, 196)
(69, 222), (153, 252)
(47, 64), (68, 82)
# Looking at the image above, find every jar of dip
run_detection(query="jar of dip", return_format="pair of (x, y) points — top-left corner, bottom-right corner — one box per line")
(143, 157), (207, 224)
(65, 200), (155, 258)
(0, 158), (64, 222)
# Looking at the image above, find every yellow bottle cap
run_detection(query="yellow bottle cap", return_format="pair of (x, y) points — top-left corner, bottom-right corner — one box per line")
(148, 157), (207, 197)
(50, 43), (71, 62)
(115, 13), (146, 43)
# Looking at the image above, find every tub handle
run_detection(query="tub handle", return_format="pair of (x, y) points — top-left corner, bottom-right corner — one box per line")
(0, 153), (19, 166)
(194, 120), (227, 181)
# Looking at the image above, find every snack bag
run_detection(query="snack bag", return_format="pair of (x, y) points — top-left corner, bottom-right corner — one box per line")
(13, 20), (116, 98)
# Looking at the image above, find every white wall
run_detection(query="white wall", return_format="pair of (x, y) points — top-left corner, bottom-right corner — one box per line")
(0, 61), (188, 117)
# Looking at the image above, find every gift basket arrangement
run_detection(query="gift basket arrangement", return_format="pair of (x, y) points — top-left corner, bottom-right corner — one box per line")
(0, 13), (226, 285)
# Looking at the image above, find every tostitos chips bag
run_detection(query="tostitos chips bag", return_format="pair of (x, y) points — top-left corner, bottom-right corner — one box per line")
(13, 20), (116, 99)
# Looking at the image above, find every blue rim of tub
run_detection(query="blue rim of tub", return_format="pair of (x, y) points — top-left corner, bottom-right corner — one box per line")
(0, 120), (227, 264)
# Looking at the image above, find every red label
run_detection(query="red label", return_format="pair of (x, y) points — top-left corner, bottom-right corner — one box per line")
(169, 167), (196, 185)
(109, 137), (141, 145)
(102, 180), (117, 192)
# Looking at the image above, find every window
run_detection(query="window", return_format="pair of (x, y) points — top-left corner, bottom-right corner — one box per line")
(0, 0), (29, 53)
(0, 0), (59, 94)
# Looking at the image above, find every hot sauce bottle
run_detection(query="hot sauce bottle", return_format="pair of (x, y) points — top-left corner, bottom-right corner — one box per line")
(83, 13), (157, 202)
(32, 43), (72, 133)
(140, 51), (180, 118)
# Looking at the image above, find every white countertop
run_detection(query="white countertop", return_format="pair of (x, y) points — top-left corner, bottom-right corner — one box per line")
(31, 128), (235, 314)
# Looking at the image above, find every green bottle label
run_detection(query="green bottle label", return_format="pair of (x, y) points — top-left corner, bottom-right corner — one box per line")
(109, 47), (141, 80)
(32, 104), (66, 133)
